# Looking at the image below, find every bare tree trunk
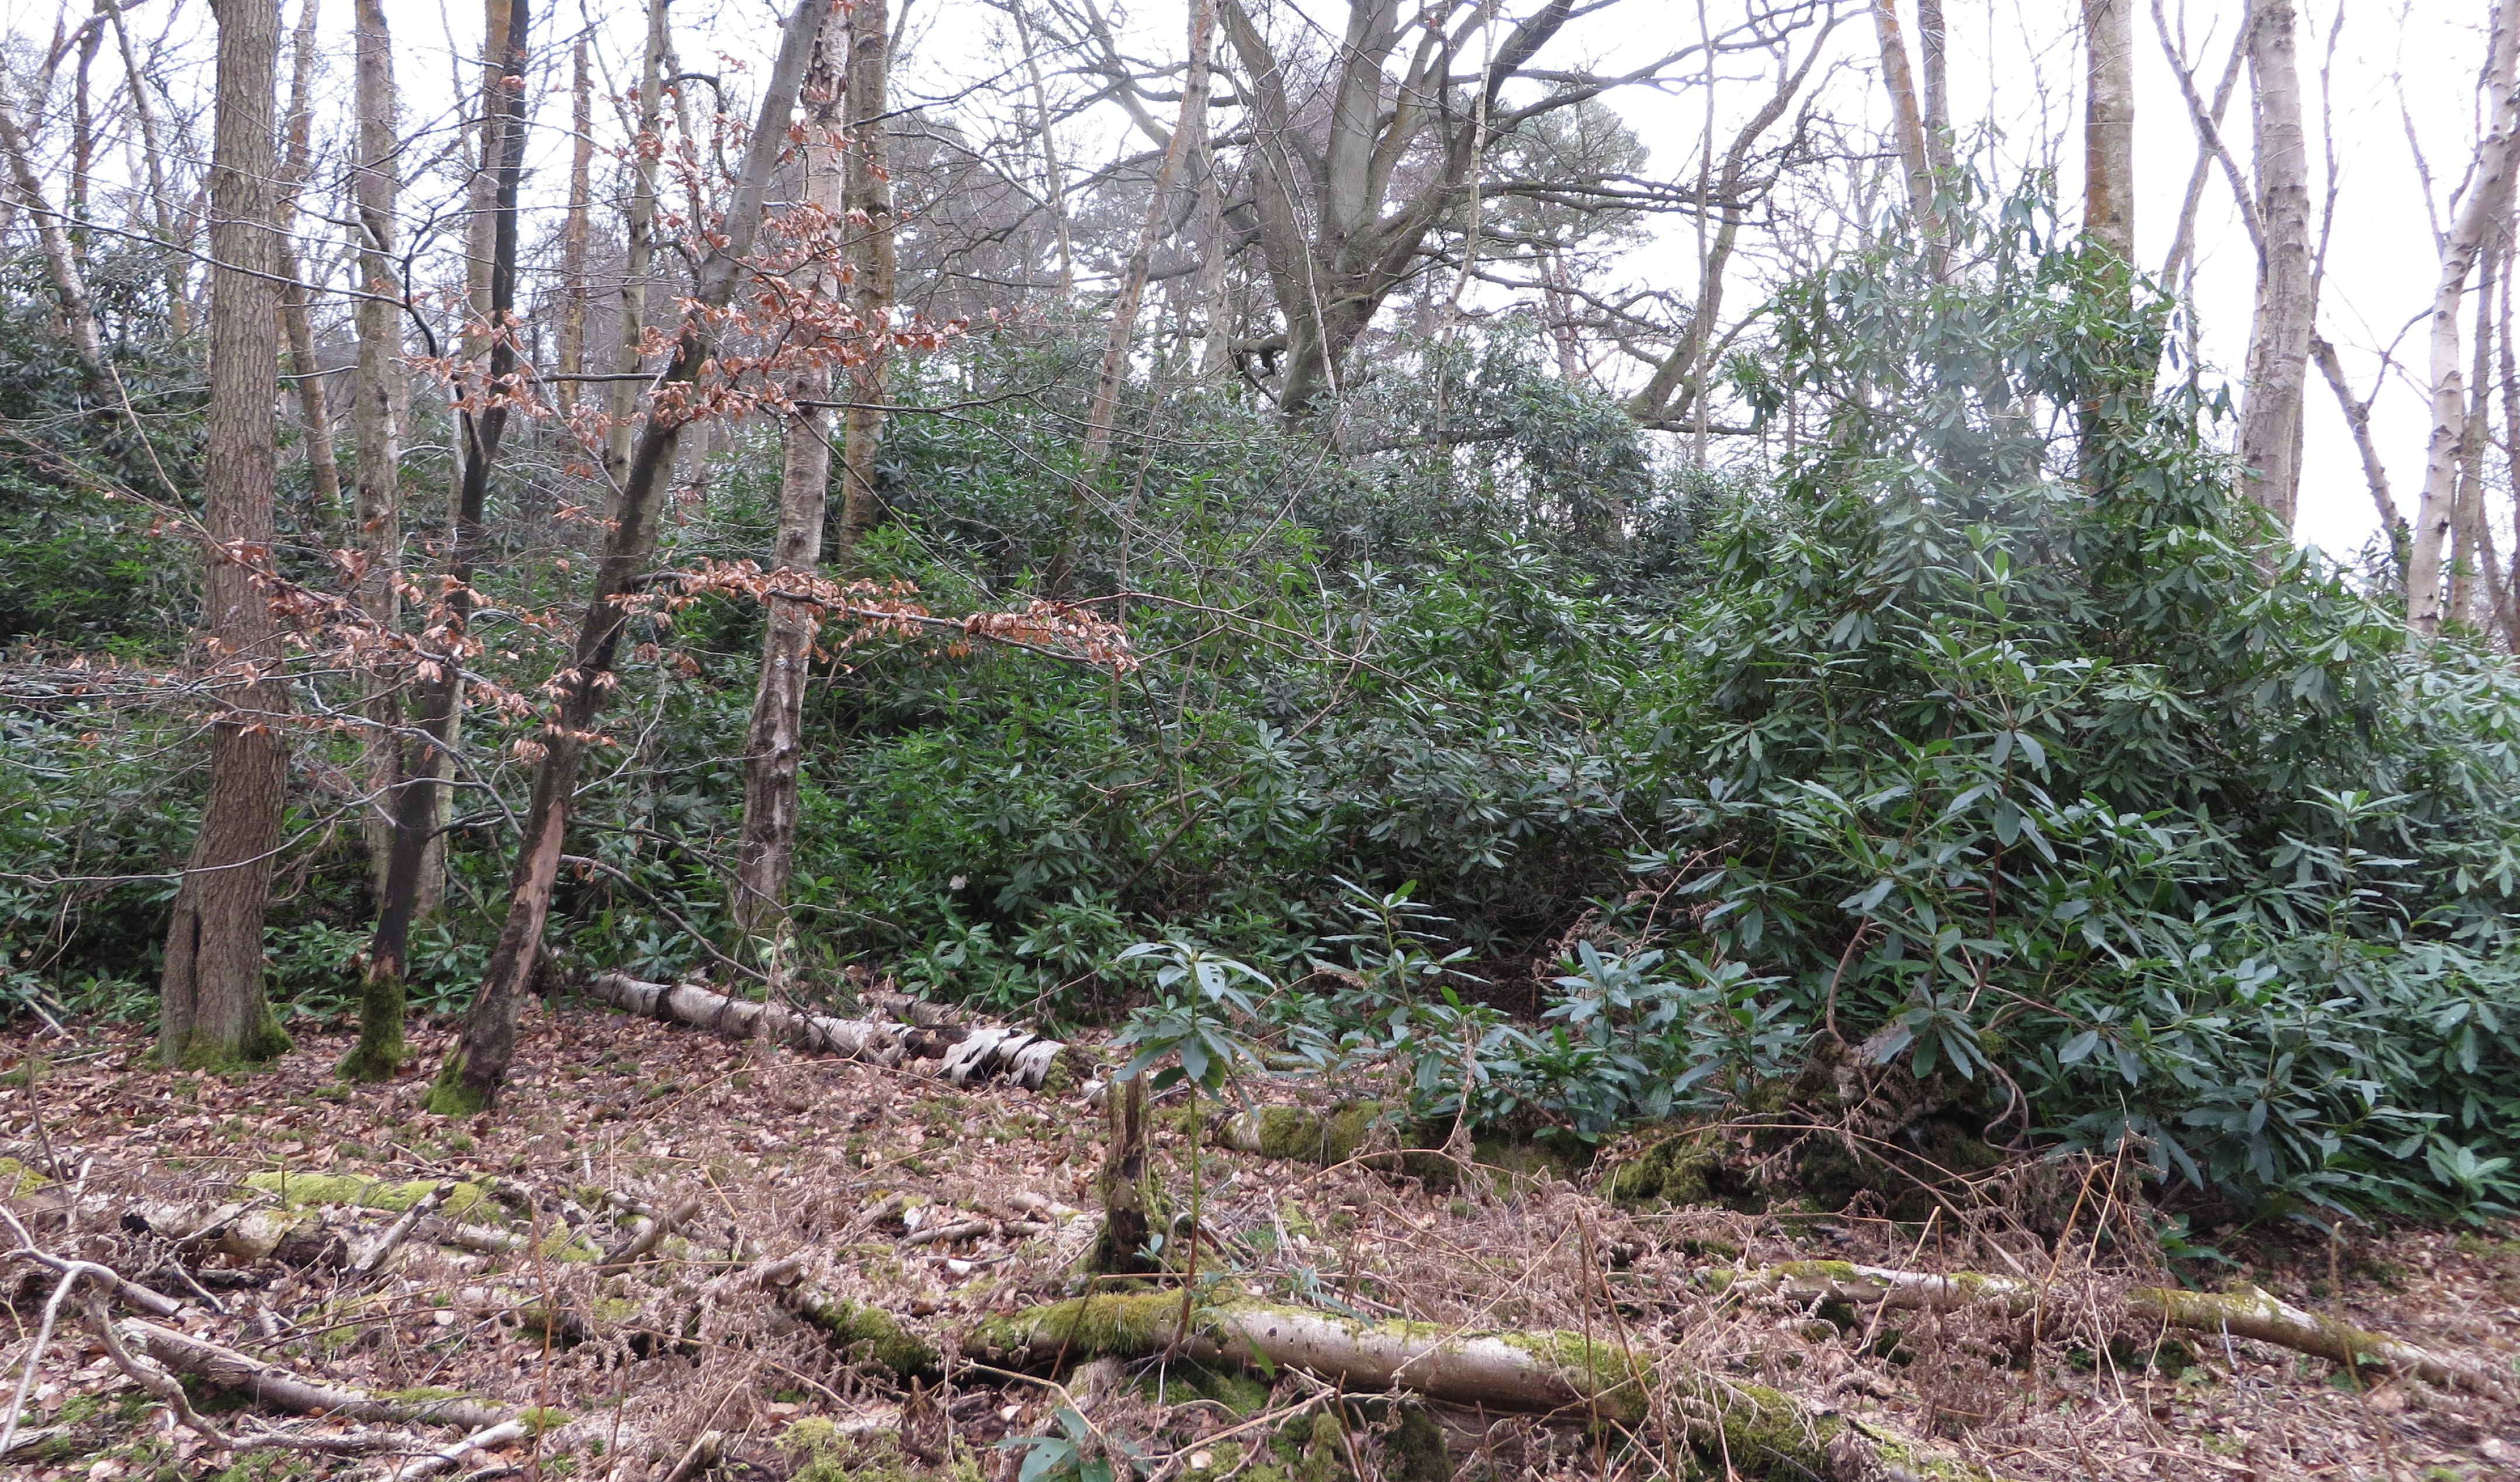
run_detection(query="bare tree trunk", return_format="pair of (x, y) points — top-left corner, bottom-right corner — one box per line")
(432, 0), (830, 1115)
(1870, 0), (1935, 227)
(730, 12), (847, 947)
(1917, 0), (1951, 172)
(362, 0), (531, 1082)
(275, 0), (342, 524)
(1046, 0), (1214, 594)
(1012, 1), (1075, 302)
(608, 0), (671, 484)
(70, 13), (98, 259)
(2494, 248), (2520, 642)
(341, 0), (409, 1082)
(2409, 0), (2520, 641)
(103, 1), (189, 338)
(834, 0), (894, 562)
(2450, 240), (2499, 625)
(555, 36), (593, 414)
(2083, 0), (2137, 268)
(2236, 0), (2313, 531)
(0, 74), (109, 390)
(2312, 334), (2402, 537)
(160, 0), (292, 1071)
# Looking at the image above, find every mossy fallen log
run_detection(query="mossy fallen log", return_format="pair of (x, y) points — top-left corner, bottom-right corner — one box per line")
(963, 1290), (2000, 1481)
(739, 1254), (941, 1381)
(1717, 1261), (2507, 1394)
(116, 1320), (516, 1430)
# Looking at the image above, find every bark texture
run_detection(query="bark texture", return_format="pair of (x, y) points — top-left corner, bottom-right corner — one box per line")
(0, 71), (109, 389)
(434, 0), (832, 1114)
(730, 6), (847, 943)
(2236, 0), (2314, 530)
(2408, 0), (2520, 640)
(274, 0), (341, 522)
(160, 0), (292, 1071)
(835, 0), (895, 560)
(607, 0), (672, 483)
(2082, 0), (2137, 268)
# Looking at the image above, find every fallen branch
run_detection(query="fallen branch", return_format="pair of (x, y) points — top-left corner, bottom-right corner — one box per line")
(89, 1291), (405, 1456)
(353, 1182), (451, 1275)
(386, 1418), (529, 1480)
(587, 972), (903, 1065)
(737, 1255), (941, 1381)
(964, 1289), (1998, 1481)
(1718, 1261), (2507, 1395)
(598, 1196), (701, 1275)
(119, 1320), (513, 1430)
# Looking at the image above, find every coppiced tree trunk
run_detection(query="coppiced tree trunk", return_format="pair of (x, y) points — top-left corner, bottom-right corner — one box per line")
(834, 0), (894, 560)
(275, 0), (342, 522)
(2237, 0), (2313, 530)
(0, 74), (109, 390)
(358, 0), (531, 1081)
(731, 7), (848, 947)
(432, 0), (830, 1115)
(2409, 0), (2520, 640)
(608, 0), (671, 484)
(342, 0), (409, 1081)
(160, 0), (292, 1071)
(1046, 0), (1213, 594)
(555, 36), (593, 413)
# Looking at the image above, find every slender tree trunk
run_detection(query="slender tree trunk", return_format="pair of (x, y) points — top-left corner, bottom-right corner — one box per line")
(1870, 0), (1935, 227)
(1012, 2), (1075, 303)
(2083, 0), (2137, 268)
(2494, 249), (2520, 643)
(70, 15), (98, 260)
(160, 0), (292, 1071)
(2311, 334), (2402, 537)
(1917, 0), (1951, 172)
(432, 0), (830, 1115)
(1046, 0), (1213, 594)
(104, 1), (190, 338)
(362, 0), (531, 1080)
(608, 0), (671, 484)
(834, 0), (894, 562)
(0, 74), (109, 390)
(2237, 0), (2313, 530)
(2409, 0), (2520, 640)
(275, 0), (342, 524)
(342, 0), (409, 1082)
(2450, 240), (2498, 625)
(731, 6), (848, 947)
(556, 36), (593, 414)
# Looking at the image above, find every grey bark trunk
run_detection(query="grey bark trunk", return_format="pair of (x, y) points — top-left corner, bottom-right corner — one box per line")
(275, 0), (341, 524)
(835, 0), (895, 561)
(0, 74), (109, 389)
(731, 6), (847, 946)
(160, 0), (292, 1071)
(2237, 0), (2314, 531)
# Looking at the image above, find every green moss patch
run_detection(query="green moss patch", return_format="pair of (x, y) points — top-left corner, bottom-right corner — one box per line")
(241, 1170), (493, 1218)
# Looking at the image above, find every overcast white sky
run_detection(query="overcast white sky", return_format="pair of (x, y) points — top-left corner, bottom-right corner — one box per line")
(14, 0), (2498, 562)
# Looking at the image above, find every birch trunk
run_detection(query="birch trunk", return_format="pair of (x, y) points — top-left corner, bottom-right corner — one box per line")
(1046, 0), (1213, 594)
(555, 36), (593, 413)
(1917, 0), (1951, 172)
(342, 0), (408, 1082)
(275, 0), (342, 523)
(731, 5), (847, 945)
(2450, 241), (2498, 626)
(2236, 0), (2313, 530)
(0, 75), (109, 389)
(103, 1), (190, 338)
(1869, 0), (1935, 227)
(607, 0), (671, 483)
(160, 0), (292, 1071)
(2083, 0), (2136, 267)
(432, 0), (830, 1116)
(834, 0), (894, 562)
(2408, 0), (2520, 640)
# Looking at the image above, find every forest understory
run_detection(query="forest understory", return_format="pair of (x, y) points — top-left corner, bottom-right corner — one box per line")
(4, 987), (2514, 1482)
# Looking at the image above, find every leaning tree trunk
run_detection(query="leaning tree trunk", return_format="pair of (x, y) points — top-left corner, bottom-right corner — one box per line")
(2409, 0), (2520, 641)
(2235, 0), (2313, 531)
(833, 0), (894, 561)
(341, 0), (410, 1082)
(730, 4), (847, 947)
(432, 0), (832, 1116)
(1045, 0), (1214, 595)
(359, 0), (531, 1081)
(274, 0), (341, 525)
(606, 0), (670, 485)
(0, 73), (108, 392)
(160, 0), (292, 1071)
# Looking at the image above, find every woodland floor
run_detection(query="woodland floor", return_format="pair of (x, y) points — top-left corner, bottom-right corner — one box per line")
(1, 991), (2516, 1482)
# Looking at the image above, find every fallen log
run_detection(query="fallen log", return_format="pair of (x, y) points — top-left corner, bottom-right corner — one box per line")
(587, 972), (904, 1066)
(119, 1320), (514, 1431)
(1716, 1261), (2506, 1395)
(587, 972), (1082, 1090)
(738, 1256), (941, 1381)
(964, 1289), (2000, 1481)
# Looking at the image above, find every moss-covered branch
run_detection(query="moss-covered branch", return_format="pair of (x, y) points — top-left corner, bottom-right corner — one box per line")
(1718, 1261), (2507, 1394)
(963, 1289), (2000, 1481)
